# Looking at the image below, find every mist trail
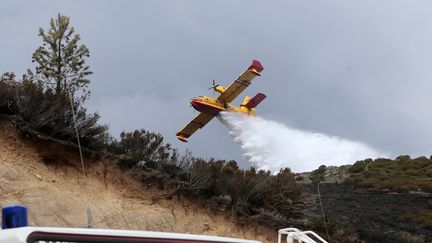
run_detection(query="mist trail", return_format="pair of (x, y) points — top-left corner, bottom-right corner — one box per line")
(218, 112), (385, 173)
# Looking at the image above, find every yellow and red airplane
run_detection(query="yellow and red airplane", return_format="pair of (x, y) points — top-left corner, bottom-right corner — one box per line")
(176, 60), (266, 142)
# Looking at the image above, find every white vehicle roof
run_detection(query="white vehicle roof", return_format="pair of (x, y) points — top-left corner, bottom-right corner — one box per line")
(0, 227), (261, 243)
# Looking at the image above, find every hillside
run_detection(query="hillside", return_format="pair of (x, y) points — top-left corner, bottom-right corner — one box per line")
(303, 184), (431, 242)
(0, 117), (275, 242)
(5, 110), (432, 243)
(297, 164), (432, 242)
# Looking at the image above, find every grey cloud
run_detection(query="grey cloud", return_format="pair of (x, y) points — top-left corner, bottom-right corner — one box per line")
(2, 0), (432, 169)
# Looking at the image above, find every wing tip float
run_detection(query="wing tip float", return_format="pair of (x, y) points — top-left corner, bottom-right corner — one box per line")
(176, 133), (188, 143)
(250, 60), (264, 76)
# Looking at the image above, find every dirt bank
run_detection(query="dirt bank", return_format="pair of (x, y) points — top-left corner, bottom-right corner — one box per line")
(0, 118), (275, 242)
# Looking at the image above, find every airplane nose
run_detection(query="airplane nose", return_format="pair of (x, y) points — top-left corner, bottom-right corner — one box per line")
(190, 97), (201, 104)
(190, 98), (200, 110)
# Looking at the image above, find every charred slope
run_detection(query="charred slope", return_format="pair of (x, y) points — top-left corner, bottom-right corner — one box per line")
(303, 183), (432, 242)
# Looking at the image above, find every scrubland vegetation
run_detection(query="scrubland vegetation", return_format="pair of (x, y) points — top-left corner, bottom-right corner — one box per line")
(346, 156), (432, 192)
(305, 155), (432, 193)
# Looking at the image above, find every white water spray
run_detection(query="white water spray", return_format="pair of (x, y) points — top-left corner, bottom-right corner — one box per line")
(218, 112), (384, 173)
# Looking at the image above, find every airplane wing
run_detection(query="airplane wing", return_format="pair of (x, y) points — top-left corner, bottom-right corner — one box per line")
(216, 60), (264, 103)
(176, 112), (215, 142)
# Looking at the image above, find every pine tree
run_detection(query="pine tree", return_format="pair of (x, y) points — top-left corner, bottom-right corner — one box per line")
(32, 13), (92, 102)
(26, 13), (109, 150)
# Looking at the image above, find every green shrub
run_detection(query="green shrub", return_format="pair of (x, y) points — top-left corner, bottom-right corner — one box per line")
(108, 129), (173, 166)
(346, 156), (432, 192)
(0, 72), (19, 114)
(348, 161), (366, 173)
(310, 165), (326, 184)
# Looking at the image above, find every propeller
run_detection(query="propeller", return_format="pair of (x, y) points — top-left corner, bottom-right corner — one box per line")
(208, 79), (216, 89)
(208, 79), (218, 95)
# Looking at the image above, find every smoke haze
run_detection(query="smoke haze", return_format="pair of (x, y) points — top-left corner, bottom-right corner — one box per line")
(219, 112), (385, 173)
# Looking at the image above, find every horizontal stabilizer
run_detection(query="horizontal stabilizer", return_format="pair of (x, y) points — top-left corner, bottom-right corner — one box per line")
(243, 93), (266, 108)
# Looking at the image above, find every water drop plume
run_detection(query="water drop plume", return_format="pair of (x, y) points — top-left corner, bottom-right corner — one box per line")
(218, 112), (384, 173)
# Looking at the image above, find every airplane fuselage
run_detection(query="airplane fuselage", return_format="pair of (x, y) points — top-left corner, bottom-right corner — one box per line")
(190, 96), (256, 116)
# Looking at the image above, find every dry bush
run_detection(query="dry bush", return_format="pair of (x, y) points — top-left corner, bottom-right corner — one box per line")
(226, 169), (272, 214)
(0, 72), (110, 151)
(185, 160), (212, 195)
(108, 129), (173, 167)
(131, 147), (306, 225)
(0, 72), (19, 114)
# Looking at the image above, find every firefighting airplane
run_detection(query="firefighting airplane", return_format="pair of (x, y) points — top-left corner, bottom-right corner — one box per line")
(176, 60), (266, 142)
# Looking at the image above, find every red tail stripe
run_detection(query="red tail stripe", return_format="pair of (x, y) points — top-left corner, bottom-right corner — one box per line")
(244, 93), (266, 108)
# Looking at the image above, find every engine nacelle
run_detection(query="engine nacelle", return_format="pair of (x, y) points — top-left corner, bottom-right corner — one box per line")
(214, 85), (226, 94)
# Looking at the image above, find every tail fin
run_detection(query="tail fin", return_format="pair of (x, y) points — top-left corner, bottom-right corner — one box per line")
(241, 96), (251, 106)
(243, 93), (266, 108)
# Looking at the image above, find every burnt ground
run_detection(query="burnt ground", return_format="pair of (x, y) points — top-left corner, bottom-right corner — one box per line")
(303, 183), (432, 242)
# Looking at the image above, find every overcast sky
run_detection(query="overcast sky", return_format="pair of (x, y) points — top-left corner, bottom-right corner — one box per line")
(2, 1), (432, 170)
